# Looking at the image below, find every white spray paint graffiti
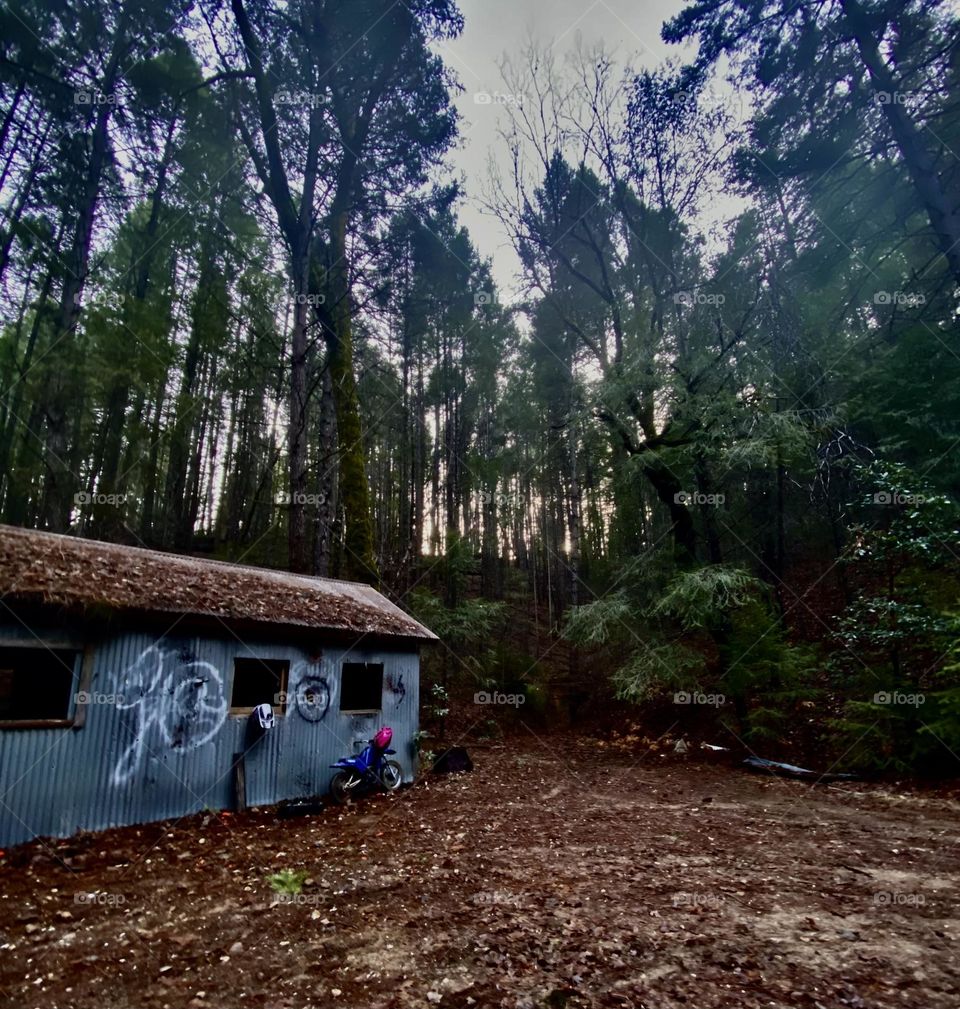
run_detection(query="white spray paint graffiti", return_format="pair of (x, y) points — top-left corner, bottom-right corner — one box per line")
(111, 645), (228, 785)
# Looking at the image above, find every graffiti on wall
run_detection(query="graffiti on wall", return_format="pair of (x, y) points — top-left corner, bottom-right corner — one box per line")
(112, 645), (228, 785)
(292, 665), (330, 721)
(386, 671), (406, 708)
(109, 650), (345, 784)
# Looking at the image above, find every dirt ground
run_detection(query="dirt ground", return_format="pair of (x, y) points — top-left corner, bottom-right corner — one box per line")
(1, 737), (959, 1009)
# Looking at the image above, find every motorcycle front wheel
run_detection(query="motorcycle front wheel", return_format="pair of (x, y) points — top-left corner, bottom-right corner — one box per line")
(330, 770), (361, 805)
(379, 760), (403, 792)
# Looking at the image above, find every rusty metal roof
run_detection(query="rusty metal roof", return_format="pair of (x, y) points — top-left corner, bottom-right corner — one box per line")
(0, 525), (436, 642)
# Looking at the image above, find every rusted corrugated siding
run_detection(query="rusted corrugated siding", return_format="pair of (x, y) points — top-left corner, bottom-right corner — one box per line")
(0, 621), (421, 847)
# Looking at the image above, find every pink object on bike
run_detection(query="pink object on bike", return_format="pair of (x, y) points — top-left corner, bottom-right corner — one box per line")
(373, 726), (393, 750)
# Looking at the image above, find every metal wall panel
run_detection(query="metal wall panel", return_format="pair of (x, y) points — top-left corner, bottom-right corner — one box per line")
(0, 620), (421, 847)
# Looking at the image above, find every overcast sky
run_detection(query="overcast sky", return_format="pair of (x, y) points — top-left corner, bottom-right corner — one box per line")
(437, 0), (689, 297)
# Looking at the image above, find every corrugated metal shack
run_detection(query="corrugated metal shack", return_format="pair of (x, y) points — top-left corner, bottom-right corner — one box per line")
(0, 525), (435, 847)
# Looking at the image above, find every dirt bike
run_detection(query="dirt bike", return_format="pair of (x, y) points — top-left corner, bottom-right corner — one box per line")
(329, 725), (402, 804)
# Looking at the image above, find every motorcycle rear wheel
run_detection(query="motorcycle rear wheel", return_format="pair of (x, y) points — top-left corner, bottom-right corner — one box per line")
(330, 770), (360, 805)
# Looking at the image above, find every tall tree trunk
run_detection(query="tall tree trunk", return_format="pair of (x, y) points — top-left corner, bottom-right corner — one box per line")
(286, 253), (311, 571)
(413, 330), (426, 573)
(0, 266), (55, 510)
(164, 248), (216, 545)
(93, 117), (177, 539)
(43, 16), (128, 529)
(325, 211), (377, 582)
(565, 415), (582, 611)
(139, 376), (166, 544)
(313, 362), (337, 576)
(693, 451), (722, 565)
(642, 460), (698, 566)
(0, 82), (25, 174)
(398, 304), (414, 585)
(0, 119), (52, 283)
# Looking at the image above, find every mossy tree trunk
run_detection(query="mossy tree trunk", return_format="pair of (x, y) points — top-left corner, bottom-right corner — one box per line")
(326, 210), (377, 583)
